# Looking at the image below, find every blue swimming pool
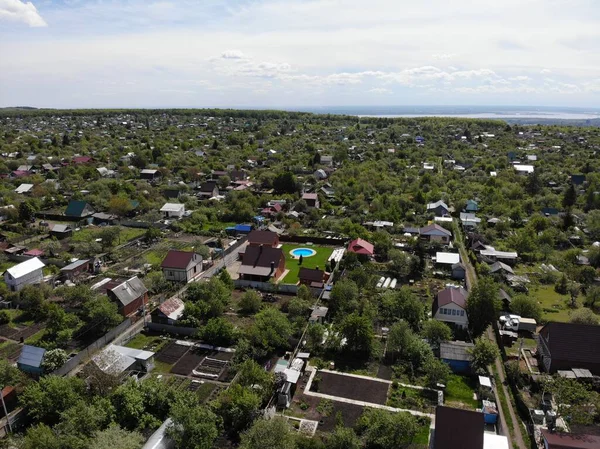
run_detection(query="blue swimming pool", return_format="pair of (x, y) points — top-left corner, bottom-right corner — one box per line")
(290, 248), (316, 258)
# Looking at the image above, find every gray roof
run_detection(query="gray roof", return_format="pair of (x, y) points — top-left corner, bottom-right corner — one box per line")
(18, 345), (46, 368)
(60, 259), (90, 272)
(109, 276), (147, 307)
(440, 341), (474, 362)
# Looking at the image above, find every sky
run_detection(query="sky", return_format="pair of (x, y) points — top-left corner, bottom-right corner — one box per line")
(1, 0), (600, 109)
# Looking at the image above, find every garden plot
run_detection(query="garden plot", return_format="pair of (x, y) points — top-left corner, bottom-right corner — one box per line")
(170, 349), (205, 375)
(311, 371), (390, 405)
(155, 341), (190, 364)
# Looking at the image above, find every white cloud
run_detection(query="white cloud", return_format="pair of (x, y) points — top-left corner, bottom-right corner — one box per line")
(368, 87), (392, 94)
(0, 0), (47, 27)
(432, 53), (456, 60)
(221, 50), (246, 60)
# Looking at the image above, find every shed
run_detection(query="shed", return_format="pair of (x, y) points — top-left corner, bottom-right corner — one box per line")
(439, 340), (474, 373)
(17, 345), (46, 376)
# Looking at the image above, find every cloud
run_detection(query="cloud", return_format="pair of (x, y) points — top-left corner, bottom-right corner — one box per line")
(368, 87), (392, 94)
(432, 53), (456, 60)
(221, 50), (246, 60)
(540, 69), (552, 74)
(0, 0), (47, 27)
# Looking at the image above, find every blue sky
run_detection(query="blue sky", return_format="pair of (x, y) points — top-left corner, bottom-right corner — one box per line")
(1, 0), (600, 108)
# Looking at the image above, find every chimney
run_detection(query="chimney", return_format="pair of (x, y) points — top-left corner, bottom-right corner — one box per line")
(269, 261), (275, 277)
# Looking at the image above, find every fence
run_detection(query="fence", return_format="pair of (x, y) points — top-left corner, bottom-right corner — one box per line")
(146, 322), (198, 336)
(52, 317), (133, 376)
(279, 235), (348, 246)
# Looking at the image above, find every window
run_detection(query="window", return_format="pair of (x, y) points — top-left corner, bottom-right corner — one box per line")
(461, 310), (465, 316)
(452, 309), (457, 316)
(440, 308), (446, 315)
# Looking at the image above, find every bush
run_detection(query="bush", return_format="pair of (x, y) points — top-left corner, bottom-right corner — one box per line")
(0, 310), (11, 325)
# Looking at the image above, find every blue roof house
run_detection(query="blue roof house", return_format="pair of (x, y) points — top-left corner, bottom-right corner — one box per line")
(439, 341), (474, 374)
(17, 345), (46, 376)
(465, 200), (479, 212)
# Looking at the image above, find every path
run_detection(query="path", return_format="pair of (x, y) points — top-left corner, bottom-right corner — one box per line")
(454, 223), (527, 449)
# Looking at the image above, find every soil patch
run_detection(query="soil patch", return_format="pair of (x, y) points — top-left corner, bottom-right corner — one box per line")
(156, 341), (189, 364)
(313, 371), (389, 405)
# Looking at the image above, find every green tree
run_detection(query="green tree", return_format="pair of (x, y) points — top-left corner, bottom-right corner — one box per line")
(510, 295), (542, 322)
(20, 376), (86, 425)
(356, 409), (418, 449)
(249, 308), (292, 352)
(468, 337), (500, 374)
(328, 279), (358, 314)
(185, 278), (231, 318)
(144, 226), (162, 243)
(240, 418), (296, 449)
(201, 317), (236, 346)
(19, 200), (36, 222)
(41, 348), (69, 373)
(585, 286), (600, 310)
(239, 290), (262, 315)
(212, 384), (261, 435)
(89, 425), (145, 449)
(81, 295), (123, 334)
(562, 183), (577, 208)
(22, 424), (60, 449)
(389, 249), (416, 278)
(218, 269), (235, 290)
(338, 313), (374, 354)
(55, 397), (115, 443)
(0, 358), (26, 388)
(236, 359), (274, 400)
(423, 357), (451, 387)
(466, 277), (500, 338)
(326, 426), (361, 449)
(98, 227), (122, 249)
(421, 320), (452, 348)
(108, 196), (133, 217)
(168, 398), (221, 449)
(570, 308), (599, 325)
(543, 376), (600, 425)
(273, 172), (298, 194)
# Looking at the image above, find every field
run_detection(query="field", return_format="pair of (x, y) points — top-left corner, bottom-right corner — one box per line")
(444, 374), (478, 409)
(529, 285), (595, 323)
(280, 244), (334, 284)
(312, 371), (389, 405)
(71, 226), (146, 244)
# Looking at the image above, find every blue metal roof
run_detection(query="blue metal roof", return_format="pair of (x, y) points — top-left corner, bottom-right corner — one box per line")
(234, 224), (253, 232)
(18, 345), (46, 368)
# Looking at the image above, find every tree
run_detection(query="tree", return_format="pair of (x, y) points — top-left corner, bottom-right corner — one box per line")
(570, 308), (599, 325)
(20, 284), (47, 318)
(555, 273), (569, 295)
(22, 424), (60, 449)
(236, 359), (274, 400)
(326, 426), (361, 449)
(89, 425), (145, 449)
(306, 323), (325, 351)
(0, 358), (26, 388)
(239, 290), (262, 315)
(356, 409), (418, 449)
(218, 269), (235, 290)
(562, 183), (577, 208)
(201, 318), (236, 346)
(542, 376), (600, 425)
(81, 295), (123, 334)
(144, 226), (162, 243)
(98, 227), (121, 249)
(297, 284), (313, 302)
(423, 357), (451, 387)
(328, 279), (358, 314)
(468, 337), (500, 374)
(273, 172), (298, 194)
(466, 277), (500, 337)
(41, 348), (68, 373)
(389, 249), (416, 278)
(249, 308), (292, 351)
(387, 320), (413, 360)
(421, 320), (452, 348)
(585, 286), (600, 310)
(338, 313), (374, 354)
(108, 196), (133, 217)
(185, 278), (231, 318)
(212, 384), (261, 435)
(55, 397), (114, 442)
(510, 295), (542, 322)
(168, 398), (221, 449)
(20, 376), (86, 425)
(240, 418), (296, 449)
(218, 175), (232, 190)
(19, 200), (36, 222)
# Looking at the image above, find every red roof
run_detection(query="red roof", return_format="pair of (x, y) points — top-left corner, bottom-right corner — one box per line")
(542, 429), (600, 449)
(24, 249), (44, 257)
(347, 238), (374, 256)
(161, 250), (195, 269)
(73, 156), (92, 164)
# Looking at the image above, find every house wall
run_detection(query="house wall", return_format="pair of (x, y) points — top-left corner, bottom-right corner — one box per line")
(164, 209), (184, 218)
(163, 268), (189, 282)
(4, 268), (44, 292)
(442, 358), (471, 374)
(61, 262), (90, 281)
(120, 293), (148, 317)
(452, 267), (466, 280)
(434, 302), (468, 328)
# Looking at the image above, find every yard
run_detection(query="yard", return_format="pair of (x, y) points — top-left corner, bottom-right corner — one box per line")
(444, 374), (478, 409)
(529, 284), (594, 323)
(311, 371), (389, 405)
(71, 226), (146, 244)
(387, 383), (439, 412)
(280, 244), (334, 284)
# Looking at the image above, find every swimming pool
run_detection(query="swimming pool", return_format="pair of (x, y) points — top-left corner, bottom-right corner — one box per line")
(290, 248), (316, 258)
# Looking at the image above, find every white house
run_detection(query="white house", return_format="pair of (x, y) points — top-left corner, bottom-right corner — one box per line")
(432, 286), (468, 329)
(160, 203), (185, 219)
(160, 250), (203, 283)
(514, 164), (534, 174)
(14, 184), (34, 194)
(3, 257), (45, 292)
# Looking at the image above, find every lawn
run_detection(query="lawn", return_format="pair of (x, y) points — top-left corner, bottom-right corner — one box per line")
(444, 374), (478, 409)
(529, 285), (593, 323)
(413, 416), (432, 446)
(71, 226), (146, 244)
(280, 244), (334, 284)
(387, 384), (438, 412)
(125, 333), (168, 352)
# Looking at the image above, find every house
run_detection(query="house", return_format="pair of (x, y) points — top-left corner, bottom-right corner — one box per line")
(420, 223), (452, 243)
(537, 322), (600, 375)
(198, 181), (219, 199)
(320, 155), (333, 166)
(14, 183), (34, 194)
(64, 200), (95, 218)
(571, 174), (586, 186)
(541, 429), (600, 449)
(49, 223), (73, 239)
(489, 261), (514, 277)
(309, 306), (329, 324)
(247, 230), (279, 248)
(17, 345), (46, 377)
(432, 406), (482, 449)
(314, 169), (327, 180)
(151, 297), (185, 325)
(478, 248), (518, 265)
(299, 267), (326, 288)
(460, 213), (482, 229)
(261, 202), (282, 217)
(427, 200), (450, 217)
(465, 200), (479, 212)
(92, 212), (117, 225)
(72, 156), (92, 164)
(452, 263), (466, 280)
(432, 286), (468, 329)
(439, 341), (474, 373)
(161, 250), (203, 283)
(435, 252), (460, 268)
(514, 164), (534, 174)
(226, 224), (253, 236)
(96, 167), (115, 178)
(238, 245), (285, 282)
(302, 193), (320, 209)
(3, 257), (45, 292)
(60, 259), (91, 281)
(140, 169), (160, 180)
(92, 344), (154, 376)
(230, 169), (248, 181)
(107, 276), (149, 316)
(160, 203), (185, 219)
(347, 238), (375, 257)
(163, 189), (183, 201)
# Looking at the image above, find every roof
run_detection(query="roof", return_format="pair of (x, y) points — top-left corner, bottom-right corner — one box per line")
(302, 193), (318, 200)
(436, 286), (467, 309)
(541, 429), (600, 449)
(18, 345), (46, 368)
(440, 341), (474, 362)
(24, 248), (44, 257)
(239, 245), (284, 276)
(514, 164), (534, 173)
(5, 257), (45, 279)
(15, 183), (34, 193)
(433, 406), (483, 449)
(160, 203), (184, 213)
(234, 224), (252, 232)
(539, 322), (600, 367)
(109, 276), (148, 307)
(64, 200), (93, 217)
(484, 433), (509, 449)
(490, 261), (514, 274)
(347, 238), (374, 255)
(158, 297), (185, 321)
(60, 258), (90, 272)
(480, 249), (518, 259)
(50, 223), (72, 233)
(436, 252), (460, 265)
(299, 267), (325, 283)
(247, 230), (278, 246)
(141, 169), (159, 174)
(420, 223), (452, 237)
(161, 250), (197, 269)
(92, 344), (153, 375)
(427, 200), (449, 210)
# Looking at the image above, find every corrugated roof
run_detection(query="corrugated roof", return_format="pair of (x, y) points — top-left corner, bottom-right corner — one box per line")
(18, 345), (46, 368)
(440, 341), (474, 361)
(433, 406), (483, 449)
(160, 203), (184, 212)
(158, 297), (185, 321)
(60, 259), (90, 272)
(161, 250), (196, 269)
(541, 429), (600, 449)
(109, 276), (147, 307)
(5, 257), (45, 279)
(539, 322), (600, 368)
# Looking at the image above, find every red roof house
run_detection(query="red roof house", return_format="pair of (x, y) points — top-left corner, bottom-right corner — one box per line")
(161, 250), (203, 283)
(347, 238), (374, 256)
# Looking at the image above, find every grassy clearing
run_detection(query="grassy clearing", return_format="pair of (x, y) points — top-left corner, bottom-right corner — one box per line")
(387, 384), (438, 412)
(153, 360), (174, 374)
(125, 333), (168, 352)
(413, 416), (432, 446)
(71, 226), (145, 244)
(444, 374), (478, 409)
(280, 244), (334, 284)
(529, 284), (593, 323)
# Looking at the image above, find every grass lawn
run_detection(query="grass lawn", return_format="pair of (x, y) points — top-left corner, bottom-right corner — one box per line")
(413, 416), (432, 446)
(529, 284), (593, 323)
(196, 382), (218, 402)
(0, 261), (16, 273)
(25, 329), (47, 346)
(280, 244), (334, 284)
(125, 333), (168, 352)
(387, 385), (438, 412)
(153, 360), (174, 374)
(444, 374), (478, 409)
(71, 226), (145, 244)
